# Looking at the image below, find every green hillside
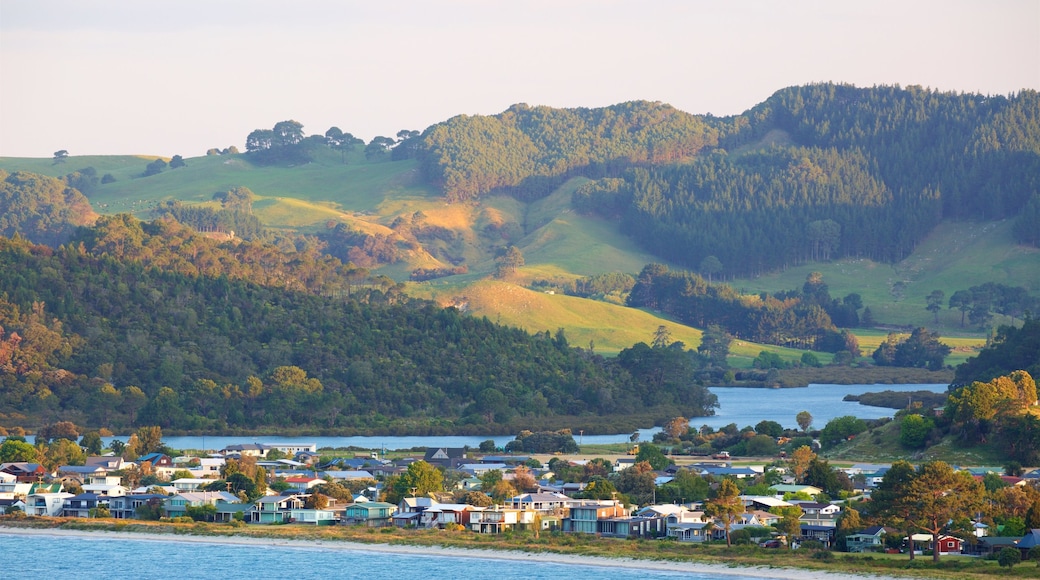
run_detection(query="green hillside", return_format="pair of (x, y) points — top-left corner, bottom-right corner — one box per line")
(0, 150), (1019, 362)
(730, 219), (1039, 333)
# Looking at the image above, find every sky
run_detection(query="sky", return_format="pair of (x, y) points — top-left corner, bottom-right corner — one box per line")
(1, 0), (1038, 158)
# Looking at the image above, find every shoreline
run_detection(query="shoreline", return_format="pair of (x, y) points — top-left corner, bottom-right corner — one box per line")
(0, 525), (902, 580)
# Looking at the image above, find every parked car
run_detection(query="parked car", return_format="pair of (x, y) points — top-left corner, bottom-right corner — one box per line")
(760, 540), (782, 548)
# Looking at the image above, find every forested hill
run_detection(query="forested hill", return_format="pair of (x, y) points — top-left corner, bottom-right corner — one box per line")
(418, 85), (1040, 277)
(0, 224), (717, 435)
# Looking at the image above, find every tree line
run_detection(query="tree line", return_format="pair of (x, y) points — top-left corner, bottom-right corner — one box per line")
(627, 264), (862, 353)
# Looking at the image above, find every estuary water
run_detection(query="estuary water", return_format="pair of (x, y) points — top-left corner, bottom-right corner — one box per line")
(102, 383), (947, 452)
(0, 531), (779, 580)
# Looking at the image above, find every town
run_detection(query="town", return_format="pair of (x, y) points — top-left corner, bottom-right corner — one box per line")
(3, 432), (1039, 567)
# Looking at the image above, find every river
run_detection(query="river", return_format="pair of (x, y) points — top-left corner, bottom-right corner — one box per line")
(100, 383), (946, 452)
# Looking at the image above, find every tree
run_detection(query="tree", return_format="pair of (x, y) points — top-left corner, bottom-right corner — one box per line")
(819, 415), (867, 449)
(899, 414), (934, 449)
(80, 431), (103, 455)
(835, 506), (862, 551)
(755, 420), (783, 438)
(704, 478), (743, 546)
(699, 255), (722, 283)
(144, 158), (167, 177)
(698, 325), (731, 368)
(904, 461), (985, 563)
(392, 460), (443, 503)
(479, 439), (496, 453)
(949, 290), (973, 327)
(634, 443), (671, 470)
(495, 246), (525, 277)
(462, 491), (493, 507)
(794, 411), (812, 433)
(772, 505), (803, 549)
(0, 438), (38, 463)
(872, 460), (918, 560)
(998, 547), (1021, 570)
(926, 290), (945, 324)
(860, 306), (876, 328)
(53, 150), (69, 164)
(664, 416), (690, 440)
(169, 155), (186, 169)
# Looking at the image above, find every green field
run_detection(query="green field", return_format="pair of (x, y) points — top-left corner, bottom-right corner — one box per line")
(2, 152), (1032, 362)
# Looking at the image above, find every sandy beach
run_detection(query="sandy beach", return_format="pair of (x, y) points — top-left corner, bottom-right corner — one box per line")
(0, 525), (905, 580)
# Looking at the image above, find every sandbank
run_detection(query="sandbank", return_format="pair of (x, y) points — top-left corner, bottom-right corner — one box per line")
(0, 526), (904, 580)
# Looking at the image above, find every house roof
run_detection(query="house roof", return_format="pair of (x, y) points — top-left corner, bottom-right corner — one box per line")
(1018, 529), (1040, 549)
(424, 448), (466, 461)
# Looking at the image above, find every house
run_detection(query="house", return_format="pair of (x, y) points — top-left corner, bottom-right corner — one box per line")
(0, 480), (33, 500)
(469, 507), (538, 533)
(343, 501), (397, 527)
(288, 507), (340, 525)
(109, 493), (167, 519)
(221, 444), (268, 458)
(614, 458), (636, 471)
(770, 484), (823, 498)
(909, 533), (963, 555)
(251, 494), (307, 524)
(393, 496), (435, 527)
(422, 503), (482, 528)
(62, 492), (109, 518)
(508, 492), (572, 514)
(322, 470), (375, 483)
(0, 462), (46, 483)
(170, 478), (212, 492)
(740, 495), (793, 512)
(423, 448), (466, 468)
(85, 456), (129, 472)
(795, 501), (840, 527)
(699, 465), (759, 479)
(283, 476), (325, 492)
(668, 521), (712, 543)
(563, 499), (628, 534)
(25, 492), (75, 517)
(0, 498), (26, 514)
(800, 524), (837, 547)
(458, 463), (508, 477)
(165, 491), (240, 519)
(846, 525), (894, 552)
(265, 443), (317, 455)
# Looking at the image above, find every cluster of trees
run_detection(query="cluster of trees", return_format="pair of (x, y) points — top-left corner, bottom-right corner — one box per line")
(954, 318), (1040, 386)
(946, 283), (1039, 328)
(871, 327), (952, 371)
(607, 147), (928, 276)
(244, 120), (419, 166)
(151, 200), (265, 241)
(0, 219), (718, 433)
(418, 101), (731, 202)
(504, 429), (580, 453)
(417, 85), (1038, 275)
(0, 170), (98, 246)
(143, 155), (184, 177)
(627, 265), (862, 352)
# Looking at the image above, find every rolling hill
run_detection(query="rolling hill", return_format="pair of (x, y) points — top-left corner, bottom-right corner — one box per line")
(3, 85), (1038, 365)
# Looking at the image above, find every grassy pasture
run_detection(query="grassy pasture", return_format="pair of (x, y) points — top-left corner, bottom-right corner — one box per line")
(730, 220), (1039, 334)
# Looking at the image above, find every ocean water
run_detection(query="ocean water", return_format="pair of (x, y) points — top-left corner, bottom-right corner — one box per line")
(0, 531), (779, 580)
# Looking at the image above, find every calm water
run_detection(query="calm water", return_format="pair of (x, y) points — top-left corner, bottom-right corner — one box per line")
(102, 383), (946, 451)
(0, 532), (778, 580)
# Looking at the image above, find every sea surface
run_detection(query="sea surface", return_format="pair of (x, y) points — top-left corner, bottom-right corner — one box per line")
(0, 532), (779, 580)
(102, 383), (947, 451)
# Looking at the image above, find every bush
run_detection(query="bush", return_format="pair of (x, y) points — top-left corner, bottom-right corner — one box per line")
(812, 550), (834, 560)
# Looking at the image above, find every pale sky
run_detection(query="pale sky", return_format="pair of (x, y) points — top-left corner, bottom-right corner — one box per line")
(1, 0), (1038, 158)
